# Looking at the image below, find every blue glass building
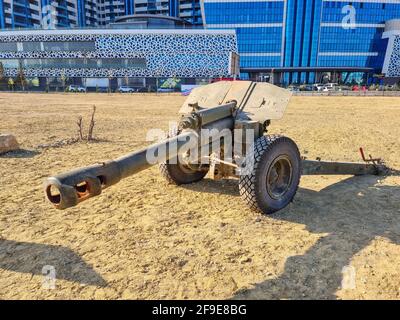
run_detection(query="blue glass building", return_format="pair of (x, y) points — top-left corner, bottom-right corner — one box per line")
(126, 0), (202, 25)
(201, 0), (400, 84)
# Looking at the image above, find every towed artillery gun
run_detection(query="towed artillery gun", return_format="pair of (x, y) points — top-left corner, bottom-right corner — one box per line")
(44, 81), (389, 214)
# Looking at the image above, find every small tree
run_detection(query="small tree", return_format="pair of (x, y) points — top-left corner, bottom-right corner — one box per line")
(16, 62), (26, 91)
(60, 71), (67, 92)
(8, 78), (14, 91)
(45, 77), (50, 93)
(87, 106), (96, 141)
(76, 106), (97, 142)
(0, 62), (5, 91)
(77, 116), (84, 140)
(108, 71), (114, 94)
(0, 62), (4, 80)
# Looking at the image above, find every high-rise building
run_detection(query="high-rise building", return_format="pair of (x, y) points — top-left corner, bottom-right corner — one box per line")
(0, 0), (78, 29)
(201, 0), (400, 84)
(77, 0), (98, 27)
(0, 0), (113, 29)
(0, 0), (202, 29)
(126, 0), (202, 25)
(96, 0), (125, 25)
(0, 0), (43, 29)
(42, 0), (78, 28)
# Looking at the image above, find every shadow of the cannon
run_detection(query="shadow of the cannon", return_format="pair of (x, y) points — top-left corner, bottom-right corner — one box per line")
(0, 149), (40, 158)
(0, 239), (107, 287)
(181, 178), (240, 196)
(231, 175), (400, 299)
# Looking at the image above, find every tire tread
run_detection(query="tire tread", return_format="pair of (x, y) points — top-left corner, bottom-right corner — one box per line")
(239, 135), (301, 214)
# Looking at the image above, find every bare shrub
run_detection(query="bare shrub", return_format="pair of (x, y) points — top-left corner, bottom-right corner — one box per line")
(87, 106), (96, 141)
(77, 116), (84, 140)
(76, 106), (97, 142)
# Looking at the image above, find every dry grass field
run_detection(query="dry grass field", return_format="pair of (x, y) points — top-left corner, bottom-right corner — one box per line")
(0, 92), (399, 300)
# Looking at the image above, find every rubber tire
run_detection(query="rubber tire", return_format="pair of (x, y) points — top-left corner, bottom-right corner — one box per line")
(160, 160), (208, 185)
(239, 135), (301, 215)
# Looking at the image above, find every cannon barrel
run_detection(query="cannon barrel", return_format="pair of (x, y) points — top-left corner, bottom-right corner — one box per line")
(44, 131), (198, 210)
(44, 102), (237, 210)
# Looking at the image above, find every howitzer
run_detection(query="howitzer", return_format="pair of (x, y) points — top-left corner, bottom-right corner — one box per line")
(44, 81), (389, 214)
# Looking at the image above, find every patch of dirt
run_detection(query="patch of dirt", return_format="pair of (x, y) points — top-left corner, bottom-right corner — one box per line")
(0, 93), (399, 299)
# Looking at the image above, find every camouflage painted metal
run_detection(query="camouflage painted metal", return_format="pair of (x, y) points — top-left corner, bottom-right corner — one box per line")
(302, 147), (389, 176)
(301, 159), (388, 176)
(45, 131), (197, 209)
(179, 81), (292, 121)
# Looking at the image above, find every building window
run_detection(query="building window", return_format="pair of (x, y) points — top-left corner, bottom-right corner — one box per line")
(0, 43), (18, 52)
(0, 59), (19, 68)
(0, 58), (147, 69)
(22, 42), (42, 51)
(42, 41), (96, 51)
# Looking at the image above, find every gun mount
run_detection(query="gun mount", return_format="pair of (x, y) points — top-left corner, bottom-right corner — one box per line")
(44, 81), (389, 214)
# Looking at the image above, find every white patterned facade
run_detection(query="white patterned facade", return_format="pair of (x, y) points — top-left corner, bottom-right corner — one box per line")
(385, 36), (400, 77)
(0, 28), (238, 78)
(382, 20), (400, 77)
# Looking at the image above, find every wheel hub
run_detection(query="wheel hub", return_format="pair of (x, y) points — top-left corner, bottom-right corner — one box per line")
(266, 155), (293, 200)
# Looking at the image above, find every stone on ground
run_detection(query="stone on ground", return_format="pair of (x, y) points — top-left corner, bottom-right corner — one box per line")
(0, 134), (19, 154)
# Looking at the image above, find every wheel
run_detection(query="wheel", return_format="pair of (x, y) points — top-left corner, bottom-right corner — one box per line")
(159, 132), (208, 185)
(239, 135), (301, 214)
(160, 160), (208, 185)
